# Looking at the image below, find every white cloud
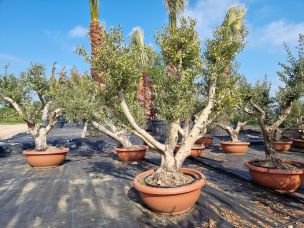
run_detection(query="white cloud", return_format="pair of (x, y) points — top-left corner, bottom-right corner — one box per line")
(185, 0), (242, 41)
(68, 25), (88, 38)
(251, 20), (304, 47)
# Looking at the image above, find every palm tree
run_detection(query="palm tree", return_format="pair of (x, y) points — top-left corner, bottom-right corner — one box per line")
(164, 0), (188, 31)
(131, 27), (155, 119)
(89, 0), (104, 83)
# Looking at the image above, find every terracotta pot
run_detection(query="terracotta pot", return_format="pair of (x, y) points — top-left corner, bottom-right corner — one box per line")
(292, 139), (304, 148)
(115, 146), (146, 162)
(133, 168), (206, 215)
(273, 141), (292, 152)
(195, 136), (213, 147)
(244, 159), (304, 192)
(175, 144), (204, 158)
(23, 147), (69, 168)
(220, 141), (250, 153)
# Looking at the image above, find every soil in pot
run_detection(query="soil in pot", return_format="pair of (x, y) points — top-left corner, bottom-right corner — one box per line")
(273, 141), (292, 152)
(115, 145), (146, 162)
(195, 136), (213, 147)
(133, 168), (206, 215)
(175, 144), (204, 158)
(244, 159), (304, 192)
(292, 139), (304, 148)
(220, 141), (250, 154)
(23, 147), (69, 168)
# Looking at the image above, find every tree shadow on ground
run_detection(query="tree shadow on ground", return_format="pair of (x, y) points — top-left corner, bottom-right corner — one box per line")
(84, 153), (156, 181)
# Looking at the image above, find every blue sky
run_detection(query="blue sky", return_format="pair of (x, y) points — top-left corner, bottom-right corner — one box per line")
(0, 0), (304, 92)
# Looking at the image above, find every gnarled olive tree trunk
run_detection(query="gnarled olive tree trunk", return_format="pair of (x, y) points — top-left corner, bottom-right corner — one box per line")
(245, 99), (294, 168)
(91, 120), (133, 148)
(117, 76), (217, 174)
(216, 121), (247, 142)
(81, 121), (88, 138)
(29, 126), (48, 151)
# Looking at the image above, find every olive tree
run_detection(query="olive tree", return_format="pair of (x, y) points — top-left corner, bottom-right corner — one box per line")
(278, 100), (304, 139)
(244, 34), (304, 167)
(0, 64), (65, 150)
(215, 77), (251, 142)
(78, 5), (247, 184)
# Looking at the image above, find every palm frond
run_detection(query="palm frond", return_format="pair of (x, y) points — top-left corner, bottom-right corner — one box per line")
(164, 0), (188, 16)
(224, 5), (246, 34)
(130, 27), (145, 50)
(164, 0), (188, 30)
(90, 0), (99, 21)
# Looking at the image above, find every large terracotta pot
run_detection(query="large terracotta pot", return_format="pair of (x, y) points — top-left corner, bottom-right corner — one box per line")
(115, 146), (147, 162)
(133, 168), (206, 215)
(292, 139), (304, 148)
(23, 147), (69, 168)
(175, 144), (204, 158)
(195, 136), (213, 147)
(273, 141), (292, 152)
(244, 159), (304, 192)
(220, 141), (250, 153)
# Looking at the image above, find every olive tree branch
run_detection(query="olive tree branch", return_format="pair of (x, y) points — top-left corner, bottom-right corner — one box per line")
(118, 91), (166, 153)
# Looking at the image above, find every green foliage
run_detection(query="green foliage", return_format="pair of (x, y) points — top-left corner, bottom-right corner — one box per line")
(203, 6), (247, 81)
(276, 34), (304, 104)
(245, 34), (304, 127)
(0, 66), (29, 105)
(202, 6), (247, 124)
(94, 27), (142, 93)
(0, 64), (65, 124)
(55, 69), (100, 122)
(153, 18), (202, 121)
(77, 27), (148, 129)
(157, 18), (202, 76)
(0, 107), (23, 124)
(216, 76), (251, 125)
(282, 100), (304, 127)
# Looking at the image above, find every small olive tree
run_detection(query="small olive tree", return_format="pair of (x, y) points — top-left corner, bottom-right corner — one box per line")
(278, 100), (304, 139)
(0, 64), (65, 150)
(244, 34), (304, 167)
(215, 77), (251, 142)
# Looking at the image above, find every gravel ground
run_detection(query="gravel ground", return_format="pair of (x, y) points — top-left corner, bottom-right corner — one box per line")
(0, 124), (28, 140)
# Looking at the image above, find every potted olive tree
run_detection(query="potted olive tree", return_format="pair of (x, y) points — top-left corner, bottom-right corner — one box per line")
(216, 77), (251, 153)
(0, 63), (69, 168)
(56, 66), (148, 163)
(79, 2), (247, 214)
(244, 34), (304, 192)
(283, 100), (304, 148)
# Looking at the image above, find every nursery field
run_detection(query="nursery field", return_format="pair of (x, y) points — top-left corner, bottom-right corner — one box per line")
(0, 126), (304, 228)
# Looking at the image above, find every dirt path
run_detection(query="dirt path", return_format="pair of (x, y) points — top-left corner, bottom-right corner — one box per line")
(0, 124), (28, 140)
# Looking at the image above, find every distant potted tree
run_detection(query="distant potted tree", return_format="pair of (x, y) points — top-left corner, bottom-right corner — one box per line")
(216, 78), (251, 153)
(0, 63), (69, 168)
(282, 100), (304, 148)
(244, 35), (304, 192)
(78, 2), (247, 214)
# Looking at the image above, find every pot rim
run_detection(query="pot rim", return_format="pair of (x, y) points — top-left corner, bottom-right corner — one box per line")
(115, 145), (148, 152)
(220, 141), (250, 146)
(273, 141), (292, 145)
(23, 147), (69, 155)
(176, 144), (205, 150)
(198, 136), (214, 139)
(291, 138), (304, 143)
(244, 159), (304, 174)
(133, 168), (206, 195)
